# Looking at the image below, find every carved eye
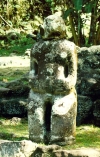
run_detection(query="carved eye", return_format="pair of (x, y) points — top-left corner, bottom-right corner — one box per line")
(64, 65), (68, 77)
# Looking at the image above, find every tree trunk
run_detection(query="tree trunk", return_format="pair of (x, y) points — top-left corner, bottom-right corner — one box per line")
(88, 0), (98, 45)
(69, 14), (79, 45)
(96, 22), (100, 44)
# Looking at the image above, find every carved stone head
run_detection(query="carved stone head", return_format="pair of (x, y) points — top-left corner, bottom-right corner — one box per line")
(43, 13), (66, 39)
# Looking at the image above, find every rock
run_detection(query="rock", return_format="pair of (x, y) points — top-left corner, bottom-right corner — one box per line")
(0, 71), (29, 117)
(76, 75), (97, 96)
(6, 31), (20, 40)
(53, 148), (100, 157)
(93, 99), (100, 126)
(0, 141), (100, 157)
(67, 148), (100, 157)
(89, 81), (100, 101)
(77, 45), (100, 126)
(53, 150), (69, 157)
(32, 144), (61, 157)
(0, 82), (6, 87)
(43, 12), (66, 39)
(0, 140), (37, 157)
(0, 141), (21, 157)
(10, 117), (22, 124)
(0, 87), (11, 98)
(0, 98), (27, 117)
(77, 95), (93, 125)
(8, 84), (29, 98)
(0, 78), (30, 98)
(25, 49), (31, 57)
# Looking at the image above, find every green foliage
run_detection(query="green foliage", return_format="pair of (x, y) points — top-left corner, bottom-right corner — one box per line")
(84, 1), (94, 13)
(45, 0), (52, 2)
(63, 9), (73, 19)
(0, 0), (100, 47)
(72, 0), (83, 11)
(62, 0), (100, 46)
(0, 35), (34, 56)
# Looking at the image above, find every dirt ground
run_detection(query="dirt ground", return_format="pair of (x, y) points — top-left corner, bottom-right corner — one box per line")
(0, 56), (30, 81)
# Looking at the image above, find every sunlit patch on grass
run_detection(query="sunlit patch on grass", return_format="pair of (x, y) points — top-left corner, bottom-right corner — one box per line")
(0, 117), (28, 141)
(64, 125), (100, 149)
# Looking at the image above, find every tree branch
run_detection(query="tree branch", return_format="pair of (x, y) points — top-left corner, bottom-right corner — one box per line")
(0, 15), (13, 28)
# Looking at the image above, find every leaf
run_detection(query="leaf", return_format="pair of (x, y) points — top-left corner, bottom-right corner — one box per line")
(3, 78), (8, 82)
(45, 0), (52, 2)
(72, 0), (83, 11)
(14, 5), (20, 9)
(0, 40), (5, 46)
(85, 2), (94, 13)
(63, 9), (73, 19)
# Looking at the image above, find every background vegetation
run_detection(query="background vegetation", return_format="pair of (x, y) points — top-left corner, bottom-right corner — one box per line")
(0, 0), (100, 56)
(0, 1), (100, 148)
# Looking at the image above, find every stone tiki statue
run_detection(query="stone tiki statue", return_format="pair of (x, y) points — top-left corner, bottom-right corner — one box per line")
(28, 13), (77, 145)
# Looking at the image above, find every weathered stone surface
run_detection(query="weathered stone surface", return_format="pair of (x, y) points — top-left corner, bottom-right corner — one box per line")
(43, 12), (66, 39)
(28, 13), (77, 145)
(68, 148), (100, 157)
(0, 77), (29, 117)
(0, 98), (27, 117)
(76, 45), (100, 125)
(77, 95), (93, 125)
(0, 76), (29, 98)
(0, 141), (100, 157)
(53, 148), (100, 157)
(89, 81), (100, 101)
(93, 99), (100, 127)
(0, 140), (37, 157)
(32, 144), (61, 157)
(5, 79), (29, 98)
(28, 91), (77, 145)
(0, 141), (21, 157)
(0, 85), (29, 98)
(53, 150), (68, 157)
(0, 87), (11, 97)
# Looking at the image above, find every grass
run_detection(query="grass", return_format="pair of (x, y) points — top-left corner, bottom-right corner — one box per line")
(65, 125), (100, 149)
(0, 44), (32, 56)
(0, 67), (29, 82)
(0, 117), (28, 141)
(0, 76), (21, 82)
(0, 117), (100, 149)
